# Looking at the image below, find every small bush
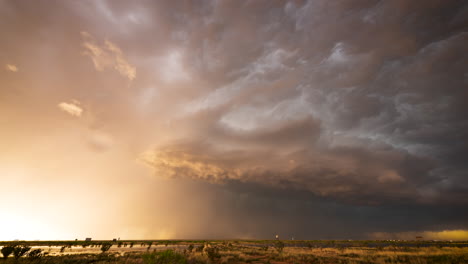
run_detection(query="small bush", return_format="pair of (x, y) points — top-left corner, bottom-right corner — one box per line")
(196, 244), (204, 252)
(12, 245), (31, 259)
(274, 241), (284, 253)
(28, 249), (47, 260)
(187, 244), (194, 253)
(205, 246), (221, 262)
(100, 242), (112, 253)
(143, 249), (187, 264)
(1, 246), (14, 259)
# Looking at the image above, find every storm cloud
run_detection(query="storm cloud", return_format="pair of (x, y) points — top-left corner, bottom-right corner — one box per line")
(1, 0), (467, 240)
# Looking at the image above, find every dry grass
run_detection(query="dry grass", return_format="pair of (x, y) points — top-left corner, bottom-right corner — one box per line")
(281, 245), (468, 264)
(1, 241), (467, 264)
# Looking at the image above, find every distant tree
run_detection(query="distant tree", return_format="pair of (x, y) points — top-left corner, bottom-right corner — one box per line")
(187, 244), (194, 253)
(1, 246), (14, 259)
(13, 245), (31, 259)
(28, 249), (46, 260)
(100, 243), (112, 253)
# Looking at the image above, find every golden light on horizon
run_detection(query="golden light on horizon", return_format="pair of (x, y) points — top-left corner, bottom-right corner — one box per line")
(0, 212), (60, 241)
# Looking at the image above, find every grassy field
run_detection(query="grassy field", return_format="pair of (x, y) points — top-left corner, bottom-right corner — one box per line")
(1, 240), (467, 264)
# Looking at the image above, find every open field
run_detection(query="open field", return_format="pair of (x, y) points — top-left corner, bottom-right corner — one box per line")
(1, 240), (468, 264)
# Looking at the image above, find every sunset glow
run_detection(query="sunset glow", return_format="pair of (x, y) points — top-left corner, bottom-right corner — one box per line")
(1, 0), (467, 241)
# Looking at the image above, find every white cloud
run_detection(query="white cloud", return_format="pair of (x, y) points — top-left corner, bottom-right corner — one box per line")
(81, 32), (136, 81)
(5, 64), (18, 72)
(58, 101), (83, 117)
(220, 94), (312, 131)
(159, 50), (190, 83)
(185, 47), (296, 113)
(326, 42), (348, 64)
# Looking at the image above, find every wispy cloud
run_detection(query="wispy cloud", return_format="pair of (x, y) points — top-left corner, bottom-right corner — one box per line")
(81, 31), (136, 81)
(5, 64), (18, 72)
(87, 131), (114, 152)
(159, 50), (190, 83)
(3, 0), (468, 240)
(58, 100), (83, 117)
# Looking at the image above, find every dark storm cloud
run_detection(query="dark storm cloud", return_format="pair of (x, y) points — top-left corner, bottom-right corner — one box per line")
(138, 0), (468, 207)
(2, 0), (468, 239)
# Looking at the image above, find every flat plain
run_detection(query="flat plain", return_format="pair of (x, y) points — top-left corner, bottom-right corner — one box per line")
(1, 240), (468, 264)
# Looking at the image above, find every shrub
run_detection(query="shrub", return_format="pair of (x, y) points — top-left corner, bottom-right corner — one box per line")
(196, 244), (204, 252)
(13, 245), (31, 259)
(274, 241), (284, 253)
(60, 246), (67, 253)
(1, 246), (14, 259)
(205, 246), (221, 262)
(28, 249), (46, 260)
(187, 244), (194, 253)
(100, 242), (112, 253)
(142, 249), (187, 264)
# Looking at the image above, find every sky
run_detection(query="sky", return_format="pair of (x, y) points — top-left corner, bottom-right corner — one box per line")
(1, 0), (468, 241)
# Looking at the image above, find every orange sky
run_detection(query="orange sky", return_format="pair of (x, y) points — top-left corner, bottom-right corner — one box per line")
(1, 0), (468, 241)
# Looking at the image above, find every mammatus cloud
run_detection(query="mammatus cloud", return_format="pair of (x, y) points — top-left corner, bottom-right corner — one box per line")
(368, 230), (468, 241)
(81, 31), (136, 81)
(5, 64), (18, 72)
(58, 100), (83, 117)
